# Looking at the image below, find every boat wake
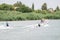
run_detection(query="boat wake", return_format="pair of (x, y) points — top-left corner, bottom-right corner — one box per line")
(23, 23), (49, 29)
(0, 25), (13, 29)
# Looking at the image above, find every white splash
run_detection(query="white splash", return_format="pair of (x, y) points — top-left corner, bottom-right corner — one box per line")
(0, 25), (13, 29)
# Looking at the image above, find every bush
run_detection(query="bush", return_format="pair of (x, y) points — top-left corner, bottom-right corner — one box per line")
(16, 5), (32, 13)
(35, 10), (42, 13)
(0, 10), (60, 21)
(41, 10), (47, 14)
(0, 3), (14, 10)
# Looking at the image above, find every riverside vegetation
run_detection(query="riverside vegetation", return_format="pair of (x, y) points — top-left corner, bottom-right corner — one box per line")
(0, 10), (60, 21)
(0, 1), (60, 21)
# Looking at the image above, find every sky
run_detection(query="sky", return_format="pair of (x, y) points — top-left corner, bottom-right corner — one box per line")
(0, 0), (60, 10)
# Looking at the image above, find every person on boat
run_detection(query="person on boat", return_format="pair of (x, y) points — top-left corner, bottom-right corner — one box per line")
(38, 23), (40, 27)
(41, 18), (49, 24)
(6, 22), (9, 27)
(38, 18), (45, 27)
(41, 18), (45, 23)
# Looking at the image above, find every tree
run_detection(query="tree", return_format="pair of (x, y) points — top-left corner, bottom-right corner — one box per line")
(41, 3), (47, 10)
(35, 10), (41, 13)
(14, 1), (32, 12)
(55, 6), (60, 11)
(13, 1), (22, 7)
(16, 4), (32, 13)
(32, 3), (34, 11)
(0, 3), (14, 10)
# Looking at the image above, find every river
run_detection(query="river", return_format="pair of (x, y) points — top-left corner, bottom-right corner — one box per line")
(0, 20), (60, 40)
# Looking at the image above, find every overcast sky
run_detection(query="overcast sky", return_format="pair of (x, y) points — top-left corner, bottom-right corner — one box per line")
(0, 0), (60, 10)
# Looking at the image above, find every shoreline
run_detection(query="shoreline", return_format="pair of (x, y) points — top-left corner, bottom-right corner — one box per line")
(0, 19), (60, 22)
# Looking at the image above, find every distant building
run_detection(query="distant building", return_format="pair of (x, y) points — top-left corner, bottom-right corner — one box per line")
(14, 7), (19, 10)
(48, 8), (54, 13)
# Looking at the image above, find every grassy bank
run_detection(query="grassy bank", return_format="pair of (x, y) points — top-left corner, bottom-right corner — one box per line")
(0, 10), (60, 21)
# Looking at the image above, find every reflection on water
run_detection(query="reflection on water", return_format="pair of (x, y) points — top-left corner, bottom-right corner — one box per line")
(0, 20), (60, 40)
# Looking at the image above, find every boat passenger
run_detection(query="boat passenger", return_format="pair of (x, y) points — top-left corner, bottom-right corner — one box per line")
(6, 22), (9, 27)
(38, 24), (40, 27)
(41, 18), (45, 23)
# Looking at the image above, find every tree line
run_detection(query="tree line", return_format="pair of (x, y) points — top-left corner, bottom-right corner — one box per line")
(0, 1), (60, 13)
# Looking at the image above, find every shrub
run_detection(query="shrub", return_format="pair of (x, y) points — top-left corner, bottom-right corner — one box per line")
(34, 10), (42, 13)
(41, 10), (47, 14)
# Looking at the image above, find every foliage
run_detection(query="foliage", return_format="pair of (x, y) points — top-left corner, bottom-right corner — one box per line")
(55, 6), (60, 11)
(34, 10), (42, 13)
(0, 10), (60, 21)
(41, 3), (47, 10)
(41, 10), (47, 14)
(0, 2), (32, 13)
(16, 5), (32, 13)
(0, 3), (14, 10)
(32, 3), (34, 11)
(13, 1), (22, 7)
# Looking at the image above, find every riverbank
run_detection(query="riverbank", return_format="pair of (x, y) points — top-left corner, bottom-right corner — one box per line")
(0, 10), (60, 21)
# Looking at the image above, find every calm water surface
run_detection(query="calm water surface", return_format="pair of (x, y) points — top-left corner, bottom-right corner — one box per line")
(0, 20), (60, 40)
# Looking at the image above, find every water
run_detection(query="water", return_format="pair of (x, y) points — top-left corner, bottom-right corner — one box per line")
(0, 20), (60, 40)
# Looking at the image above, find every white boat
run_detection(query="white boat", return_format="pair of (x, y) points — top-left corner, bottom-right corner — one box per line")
(40, 19), (49, 27)
(25, 23), (48, 28)
(40, 23), (48, 27)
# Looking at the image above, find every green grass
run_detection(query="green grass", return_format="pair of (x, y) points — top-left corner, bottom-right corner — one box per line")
(0, 10), (60, 21)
